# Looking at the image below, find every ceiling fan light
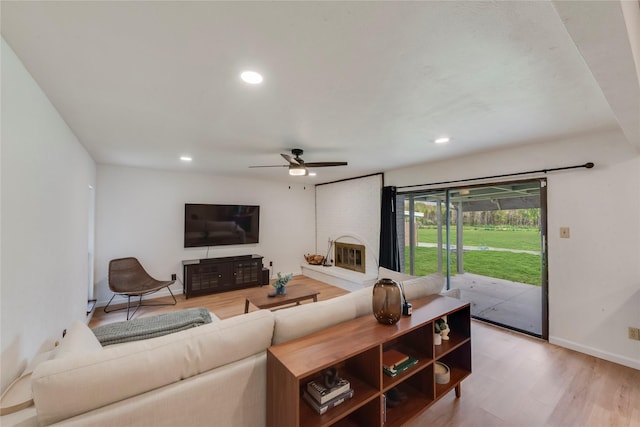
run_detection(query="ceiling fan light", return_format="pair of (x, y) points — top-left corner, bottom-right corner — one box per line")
(289, 165), (307, 176)
(240, 70), (263, 84)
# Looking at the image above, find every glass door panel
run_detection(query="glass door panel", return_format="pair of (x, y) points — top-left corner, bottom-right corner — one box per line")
(400, 180), (546, 338)
(400, 191), (452, 278)
(448, 182), (543, 336)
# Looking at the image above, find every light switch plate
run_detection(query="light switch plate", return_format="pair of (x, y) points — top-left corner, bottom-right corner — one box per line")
(560, 227), (570, 238)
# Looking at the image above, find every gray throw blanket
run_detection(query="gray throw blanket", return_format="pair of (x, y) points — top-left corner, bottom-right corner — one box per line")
(92, 308), (212, 346)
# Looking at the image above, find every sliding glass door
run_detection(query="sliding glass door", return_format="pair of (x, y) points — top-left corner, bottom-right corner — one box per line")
(399, 179), (547, 338)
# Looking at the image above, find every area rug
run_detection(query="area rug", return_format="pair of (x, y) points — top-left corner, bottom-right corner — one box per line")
(92, 308), (213, 346)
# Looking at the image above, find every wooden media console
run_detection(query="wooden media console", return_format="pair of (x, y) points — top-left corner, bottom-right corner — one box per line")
(182, 254), (264, 298)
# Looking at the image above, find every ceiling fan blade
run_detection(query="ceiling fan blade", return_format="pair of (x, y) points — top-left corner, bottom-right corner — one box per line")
(281, 153), (300, 165)
(304, 162), (348, 167)
(248, 165), (288, 168)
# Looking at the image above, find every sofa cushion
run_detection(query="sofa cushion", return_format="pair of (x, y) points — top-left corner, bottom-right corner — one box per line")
(55, 320), (103, 358)
(343, 286), (374, 318)
(401, 273), (445, 300)
(346, 273), (445, 317)
(32, 310), (275, 426)
(272, 298), (356, 345)
(440, 288), (461, 299)
(377, 266), (416, 282)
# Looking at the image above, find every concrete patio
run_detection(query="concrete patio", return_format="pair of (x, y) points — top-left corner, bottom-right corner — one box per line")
(448, 272), (542, 336)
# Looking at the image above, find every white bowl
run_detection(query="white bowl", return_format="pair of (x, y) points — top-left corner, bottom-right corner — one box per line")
(434, 361), (450, 384)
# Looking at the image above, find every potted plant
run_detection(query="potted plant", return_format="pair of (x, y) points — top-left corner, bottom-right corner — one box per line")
(268, 272), (292, 297)
(434, 318), (448, 345)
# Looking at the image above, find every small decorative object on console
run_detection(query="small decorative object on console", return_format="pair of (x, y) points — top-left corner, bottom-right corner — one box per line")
(372, 278), (402, 325)
(304, 367), (353, 413)
(304, 254), (325, 265)
(268, 272), (292, 297)
(398, 282), (412, 316)
(434, 317), (449, 345)
(306, 375), (351, 405)
(384, 387), (408, 408)
(302, 388), (354, 415)
(382, 349), (409, 371)
(382, 356), (418, 377)
(434, 361), (451, 384)
(440, 315), (450, 340)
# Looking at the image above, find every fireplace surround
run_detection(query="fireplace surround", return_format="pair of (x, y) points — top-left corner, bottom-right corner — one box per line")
(334, 242), (366, 273)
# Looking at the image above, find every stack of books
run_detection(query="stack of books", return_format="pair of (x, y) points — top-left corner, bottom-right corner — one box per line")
(302, 377), (353, 415)
(382, 349), (418, 377)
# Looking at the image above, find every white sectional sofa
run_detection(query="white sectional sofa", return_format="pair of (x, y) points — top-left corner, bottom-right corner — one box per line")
(19, 270), (450, 426)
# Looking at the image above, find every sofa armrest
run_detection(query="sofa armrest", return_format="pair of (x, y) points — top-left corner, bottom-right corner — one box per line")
(32, 310), (274, 426)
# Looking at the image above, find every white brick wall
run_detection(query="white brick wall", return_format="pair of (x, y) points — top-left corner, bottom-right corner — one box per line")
(315, 174), (382, 286)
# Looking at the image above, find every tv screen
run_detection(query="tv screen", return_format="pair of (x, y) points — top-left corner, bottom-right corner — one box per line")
(184, 204), (260, 248)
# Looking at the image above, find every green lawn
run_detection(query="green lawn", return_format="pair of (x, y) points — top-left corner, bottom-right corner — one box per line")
(406, 247), (542, 286)
(417, 226), (540, 251)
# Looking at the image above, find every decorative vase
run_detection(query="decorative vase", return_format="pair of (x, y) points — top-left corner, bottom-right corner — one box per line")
(372, 278), (402, 325)
(434, 333), (442, 345)
(268, 286), (286, 297)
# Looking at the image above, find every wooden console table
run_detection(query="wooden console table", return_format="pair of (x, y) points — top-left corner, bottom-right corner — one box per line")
(244, 285), (319, 313)
(267, 294), (471, 427)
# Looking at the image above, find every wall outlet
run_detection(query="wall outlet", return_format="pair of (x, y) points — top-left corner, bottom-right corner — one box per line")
(171, 273), (177, 280)
(629, 327), (640, 341)
(560, 227), (570, 238)
(269, 261), (273, 267)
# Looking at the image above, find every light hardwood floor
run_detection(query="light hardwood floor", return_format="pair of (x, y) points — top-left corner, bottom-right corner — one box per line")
(90, 276), (640, 426)
(88, 275), (348, 327)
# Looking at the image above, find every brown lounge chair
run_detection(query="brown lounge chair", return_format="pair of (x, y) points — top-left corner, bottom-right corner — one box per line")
(104, 257), (177, 320)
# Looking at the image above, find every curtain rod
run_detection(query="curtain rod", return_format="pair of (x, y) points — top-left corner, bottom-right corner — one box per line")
(397, 162), (594, 190)
(315, 172), (383, 187)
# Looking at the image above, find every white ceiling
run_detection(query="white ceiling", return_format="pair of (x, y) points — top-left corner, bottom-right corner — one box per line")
(2, 1), (639, 183)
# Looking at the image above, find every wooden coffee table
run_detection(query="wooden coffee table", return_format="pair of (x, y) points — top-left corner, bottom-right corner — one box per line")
(244, 285), (319, 313)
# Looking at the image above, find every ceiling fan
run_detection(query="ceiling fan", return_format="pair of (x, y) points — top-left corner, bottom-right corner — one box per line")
(249, 148), (348, 176)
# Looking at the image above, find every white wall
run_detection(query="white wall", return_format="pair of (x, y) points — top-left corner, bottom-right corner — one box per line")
(385, 130), (640, 370)
(94, 165), (316, 304)
(315, 174), (382, 277)
(1, 38), (97, 392)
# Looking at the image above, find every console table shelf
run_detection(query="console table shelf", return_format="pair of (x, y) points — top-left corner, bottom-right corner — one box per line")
(267, 294), (471, 427)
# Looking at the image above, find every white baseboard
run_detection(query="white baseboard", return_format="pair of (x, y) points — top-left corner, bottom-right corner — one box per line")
(548, 335), (640, 370)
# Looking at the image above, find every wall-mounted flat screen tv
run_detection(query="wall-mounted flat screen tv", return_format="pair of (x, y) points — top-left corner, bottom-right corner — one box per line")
(184, 204), (260, 248)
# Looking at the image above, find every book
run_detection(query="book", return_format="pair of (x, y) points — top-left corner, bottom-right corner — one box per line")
(306, 377), (351, 404)
(383, 356), (418, 377)
(302, 388), (354, 415)
(382, 349), (409, 371)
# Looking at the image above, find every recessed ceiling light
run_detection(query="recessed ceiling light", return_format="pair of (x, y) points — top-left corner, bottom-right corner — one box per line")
(308, 172), (317, 177)
(240, 71), (263, 84)
(180, 156), (192, 162)
(434, 137), (450, 144)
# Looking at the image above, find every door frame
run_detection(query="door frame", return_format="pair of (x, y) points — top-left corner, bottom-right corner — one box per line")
(399, 177), (549, 340)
